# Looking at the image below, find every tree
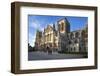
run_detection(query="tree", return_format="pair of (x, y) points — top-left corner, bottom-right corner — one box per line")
(28, 43), (34, 52)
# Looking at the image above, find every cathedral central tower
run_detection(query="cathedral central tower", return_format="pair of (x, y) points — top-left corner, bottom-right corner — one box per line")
(58, 18), (70, 34)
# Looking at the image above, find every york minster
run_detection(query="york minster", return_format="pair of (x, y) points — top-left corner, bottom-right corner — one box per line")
(35, 18), (88, 53)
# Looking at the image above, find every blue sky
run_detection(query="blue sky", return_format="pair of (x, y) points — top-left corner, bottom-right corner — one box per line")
(28, 15), (88, 47)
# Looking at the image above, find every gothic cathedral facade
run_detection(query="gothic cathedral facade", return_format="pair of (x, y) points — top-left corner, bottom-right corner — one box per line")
(35, 18), (88, 53)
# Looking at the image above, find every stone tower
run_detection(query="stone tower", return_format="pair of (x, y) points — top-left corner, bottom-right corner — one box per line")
(58, 18), (70, 34)
(35, 30), (42, 51)
(57, 18), (70, 51)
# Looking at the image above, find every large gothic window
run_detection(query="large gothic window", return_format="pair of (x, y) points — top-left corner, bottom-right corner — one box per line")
(60, 22), (64, 31)
(81, 30), (85, 38)
(48, 34), (50, 41)
(74, 47), (76, 51)
(75, 32), (79, 38)
(74, 39), (78, 43)
(70, 33), (74, 39)
(47, 34), (49, 41)
(49, 34), (51, 41)
(67, 34), (69, 39)
(69, 40), (72, 44)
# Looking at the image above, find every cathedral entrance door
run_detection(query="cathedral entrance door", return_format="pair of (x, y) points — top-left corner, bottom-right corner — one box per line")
(46, 46), (52, 55)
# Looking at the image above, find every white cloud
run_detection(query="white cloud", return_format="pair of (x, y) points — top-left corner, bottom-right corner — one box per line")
(29, 20), (45, 47)
(29, 33), (36, 47)
(29, 20), (44, 31)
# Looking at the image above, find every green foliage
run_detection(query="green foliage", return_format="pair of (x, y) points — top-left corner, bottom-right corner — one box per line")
(28, 43), (35, 52)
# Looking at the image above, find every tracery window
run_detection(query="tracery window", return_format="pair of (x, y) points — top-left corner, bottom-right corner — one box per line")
(74, 39), (78, 43)
(60, 22), (64, 31)
(75, 32), (79, 38)
(70, 33), (74, 39)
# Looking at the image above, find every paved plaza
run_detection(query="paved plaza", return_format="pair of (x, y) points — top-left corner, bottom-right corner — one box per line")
(28, 51), (87, 60)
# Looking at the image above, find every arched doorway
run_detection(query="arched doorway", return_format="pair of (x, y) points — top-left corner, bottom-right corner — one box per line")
(46, 45), (52, 54)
